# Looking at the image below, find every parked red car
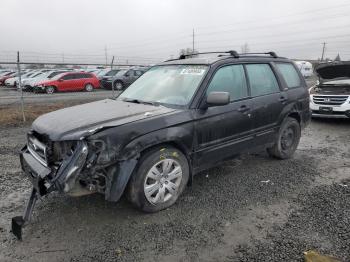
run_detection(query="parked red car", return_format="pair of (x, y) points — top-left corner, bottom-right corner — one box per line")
(33, 72), (100, 94)
(0, 72), (16, 86)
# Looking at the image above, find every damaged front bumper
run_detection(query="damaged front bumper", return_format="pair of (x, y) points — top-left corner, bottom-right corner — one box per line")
(12, 141), (88, 240)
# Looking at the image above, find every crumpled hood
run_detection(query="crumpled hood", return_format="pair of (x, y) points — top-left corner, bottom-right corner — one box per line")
(32, 99), (176, 141)
(316, 62), (350, 80)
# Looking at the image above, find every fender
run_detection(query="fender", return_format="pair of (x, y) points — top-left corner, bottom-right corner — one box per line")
(105, 124), (194, 202)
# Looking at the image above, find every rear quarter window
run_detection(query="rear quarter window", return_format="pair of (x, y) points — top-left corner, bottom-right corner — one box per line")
(276, 63), (302, 88)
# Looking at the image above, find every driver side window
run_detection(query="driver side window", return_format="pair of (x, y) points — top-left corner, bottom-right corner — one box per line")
(206, 64), (248, 102)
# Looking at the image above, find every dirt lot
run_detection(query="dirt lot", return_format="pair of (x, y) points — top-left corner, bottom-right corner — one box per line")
(0, 113), (349, 261)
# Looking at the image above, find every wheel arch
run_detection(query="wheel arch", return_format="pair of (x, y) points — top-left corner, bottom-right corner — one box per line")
(103, 127), (194, 202)
(287, 111), (301, 124)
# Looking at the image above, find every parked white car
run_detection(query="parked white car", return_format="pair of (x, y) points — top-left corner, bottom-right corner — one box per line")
(295, 61), (313, 78)
(309, 62), (350, 118)
(5, 72), (35, 86)
(20, 70), (69, 91)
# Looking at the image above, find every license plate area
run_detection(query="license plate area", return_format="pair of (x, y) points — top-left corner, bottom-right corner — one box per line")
(319, 106), (333, 114)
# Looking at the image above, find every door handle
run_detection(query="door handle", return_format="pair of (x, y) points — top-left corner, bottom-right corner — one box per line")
(238, 105), (250, 113)
(278, 96), (287, 103)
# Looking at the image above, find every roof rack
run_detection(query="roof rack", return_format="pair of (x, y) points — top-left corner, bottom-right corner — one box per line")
(239, 52), (278, 58)
(178, 50), (239, 60)
(163, 50), (278, 63)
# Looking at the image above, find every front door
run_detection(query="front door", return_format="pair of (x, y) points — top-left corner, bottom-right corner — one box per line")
(193, 64), (254, 170)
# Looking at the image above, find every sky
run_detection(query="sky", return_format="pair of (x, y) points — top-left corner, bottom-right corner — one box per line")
(0, 0), (349, 65)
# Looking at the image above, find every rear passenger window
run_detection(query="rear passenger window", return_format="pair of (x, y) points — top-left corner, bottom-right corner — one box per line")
(276, 63), (301, 88)
(206, 64), (248, 101)
(245, 64), (280, 96)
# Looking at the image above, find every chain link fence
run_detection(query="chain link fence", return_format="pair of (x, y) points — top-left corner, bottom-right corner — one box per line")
(0, 53), (155, 124)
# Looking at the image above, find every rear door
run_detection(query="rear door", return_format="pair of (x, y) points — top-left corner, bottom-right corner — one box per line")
(194, 64), (254, 170)
(245, 63), (285, 144)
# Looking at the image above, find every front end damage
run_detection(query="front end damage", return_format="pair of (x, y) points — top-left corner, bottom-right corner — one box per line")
(12, 131), (137, 240)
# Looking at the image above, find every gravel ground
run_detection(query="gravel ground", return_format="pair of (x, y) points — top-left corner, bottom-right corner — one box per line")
(0, 117), (349, 262)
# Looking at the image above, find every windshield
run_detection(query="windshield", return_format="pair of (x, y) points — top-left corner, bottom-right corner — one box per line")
(48, 71), (66, 79)
(105, 69), (120, 76)
(115, 70), (127, 77)
(119, 65), (208, 106)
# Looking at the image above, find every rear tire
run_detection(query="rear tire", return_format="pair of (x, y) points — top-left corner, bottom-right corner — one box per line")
(127, 146), (189, 213)
(267, 117), (301, 159)
(46, 86), (55, 94)
(84, 83), (94, 92)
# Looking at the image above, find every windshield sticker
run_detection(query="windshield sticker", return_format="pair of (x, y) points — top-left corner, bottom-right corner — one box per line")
(180, 68), (206, 75)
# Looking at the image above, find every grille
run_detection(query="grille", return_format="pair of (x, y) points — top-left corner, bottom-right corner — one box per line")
(27, 134), (48, 166)
(313, 95), (348, 106)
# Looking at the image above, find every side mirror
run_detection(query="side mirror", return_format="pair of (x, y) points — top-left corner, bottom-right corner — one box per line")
(206, 92), (230, 107)
(58, 78), (64, 82)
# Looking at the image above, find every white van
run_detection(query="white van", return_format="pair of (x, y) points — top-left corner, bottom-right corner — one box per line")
(295, 61), (313, 78)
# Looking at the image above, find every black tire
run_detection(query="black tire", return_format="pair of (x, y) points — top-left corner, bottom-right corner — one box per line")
(114, 81), (124, 90)
(267, 117), (301, 159)
(46, 86), (55, 94)
(127, 146), (189, 213)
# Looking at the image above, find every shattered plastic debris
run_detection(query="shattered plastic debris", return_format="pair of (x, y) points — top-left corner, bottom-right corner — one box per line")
(304, 250), (342, 262)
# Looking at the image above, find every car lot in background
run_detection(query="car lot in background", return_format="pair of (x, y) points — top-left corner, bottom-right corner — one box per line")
(20, 70), (70, 91)
(0, 71), (16, 85)
(33, 71), (100, 93)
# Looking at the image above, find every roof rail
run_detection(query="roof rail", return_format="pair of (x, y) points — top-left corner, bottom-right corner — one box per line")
(239, 51), (278, 58)
(178, 50), (239, 60)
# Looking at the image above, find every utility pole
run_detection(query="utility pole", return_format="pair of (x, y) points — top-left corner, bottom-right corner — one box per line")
(192, 28), (195, 55)
(17, 51), (26, 122)
(111, 55), (116, 98)
(104, 45), (108, 65)
(321, 42), (326, 62)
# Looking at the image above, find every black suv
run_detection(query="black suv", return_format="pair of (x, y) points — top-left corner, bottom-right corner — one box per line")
(13, 51), (310, 239)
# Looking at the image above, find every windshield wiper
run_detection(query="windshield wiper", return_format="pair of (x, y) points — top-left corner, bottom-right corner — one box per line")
(122, 98), (159, 106)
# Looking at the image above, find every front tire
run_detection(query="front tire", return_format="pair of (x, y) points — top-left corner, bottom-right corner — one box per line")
(114, 81), (124, 90)
(267, 117), (301, 159)
(127, 146), (189, 213)
(46, 86), (55, 94)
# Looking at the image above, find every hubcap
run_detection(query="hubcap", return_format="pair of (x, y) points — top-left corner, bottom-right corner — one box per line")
(115, 83), (122, 90)
(86, 84), (93, 91)
(144, 159), (183, 205)
(281, 126), (295, 150)
(46, 87), (54, 94)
